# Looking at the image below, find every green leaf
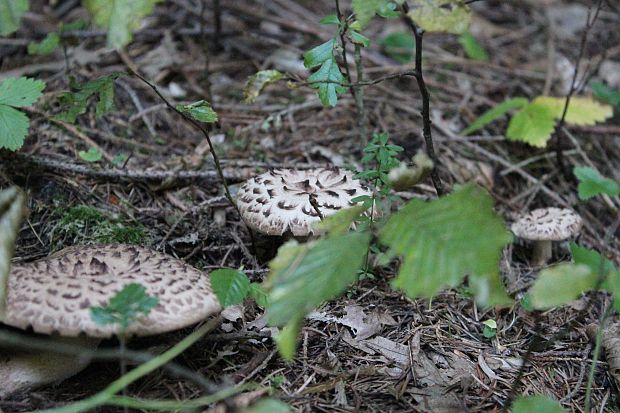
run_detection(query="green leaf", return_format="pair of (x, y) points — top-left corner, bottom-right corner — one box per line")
(78, 147), (103, 163)
(350, 30), (371, 48)
(0, 187), (26, 320)
(249, 283), (269, 308)
(307, 56), (347, 107)
(313, 205), (368, 236)
(352, 0), (391, 29)
(0, 77), (46, 107)
(407, 0), (471, 35)
(303, 39), (337, 69)
(571, 243), (620, 311)
(274, 316), (303, 361)
(512, 396), (567, 413)
(529, 263), (595, 309)
(380, 32), (414, 63)
(111, 153), (128, 166)
(90, 283), (159, 330)
(592, 81), (620, 107)
(176, 100), (218, 123)
(210, 269), (251, 307)
(266, 232), (371, 327)
(319, 15), (340, 25)
(482, 319), (496, 338)
(243, 70), (284, 103)
(380, 184), (512, 306)
(458, 31), (489, 62)
(461, 98), (527, 135)
(574, 166), (620, 200)
(0, 106), (29, 151)
(533, 96), (613, 126)
(506, 101), (556, 147)
(242, 399), (292, 413)
(84, 0), (161, 49)
(0, 0), (28, 36)
(27, 32), (61, 55)
(55, 73), (122, 123)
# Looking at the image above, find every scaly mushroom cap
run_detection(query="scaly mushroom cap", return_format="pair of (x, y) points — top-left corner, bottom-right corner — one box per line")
(237, 167), (372, 236)
(510, 207), (583, 241)
(4, 245), (221, 338)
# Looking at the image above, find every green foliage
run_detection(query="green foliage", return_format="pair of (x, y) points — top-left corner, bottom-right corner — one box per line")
(242, 399), (292, 413)
(461, 98), (527, 136)
(0, 0), (28, 36)
(512, 396), (567, 413)
(28, 32), (60, 55)
(355, 132), (403, 195)
(0, 77), (45, 151)
(211, 269), (251, 307)
(249, 282), (269, 308)
(458, 31), (489, 62)
(380, 32), (414, 63)
(0, 187), (26, 320)
(176, 100), (218, 123)
(91, 283), (159, 331)
(79, 147), (103, 163)
(573, 166), (620, 200)
(571, 243), (620, 311)
(303, 38), (347, 107)
(352, 0), (391, 29)
(407, 0), (471, 35)
(380, 184), (512, 306)
(535, 96), (613, 125)
(506, 101), (556, 147)
(84, 0), (162, 49)
(592, 81), (620, 107)
(56, 73), (123, 123)
(529, 263), (595, 309)
(482, 319), (497, 338)
(243, 70), (284, 103)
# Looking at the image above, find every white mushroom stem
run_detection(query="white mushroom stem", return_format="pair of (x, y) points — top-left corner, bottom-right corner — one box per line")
(532, 240), (553, 266)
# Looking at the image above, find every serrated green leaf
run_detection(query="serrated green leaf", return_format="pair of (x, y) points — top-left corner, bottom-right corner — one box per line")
(303, 39), (337, 69)
(27, 32), (61, 55)
(307, 56), (347, 107)
(0, 187), (26, 320)
(176, 100), (218, 123)
(0, 0), (28, 36)
(90, 283), (159, 330)
(0, 105), (29, 151)
(0, 77), (45, 107)
(574, 166), (619, 200)
(533, 96), (613, 126)
(380, 31), (414, 63)
(266, 232), (370, 327)
(242, 398), (292, 413)
(84, 0), (161, 49)
(210, 269), (251, 307)
(380, 184), (512, 306)
(458, 31), (489, 62)
(243, 70), (284, 103)
(506, 102), (556, 147)
(352, 0), (390, 29)
(56, 73), (122, 123)
(78, 147), (103, 163)
(407, 0), (471, 35)
(529, 263), (595, 309)
(462, 98), (527, 136)
(512, 396), (567, 413)
(592, 81), (620, 107)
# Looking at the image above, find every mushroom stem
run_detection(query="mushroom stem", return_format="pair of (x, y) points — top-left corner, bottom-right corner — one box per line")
(532, 240), (553, 266)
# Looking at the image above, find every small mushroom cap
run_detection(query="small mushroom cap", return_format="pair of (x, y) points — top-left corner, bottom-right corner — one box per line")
(4, 245), (221, 338)
(510, 207), (583, 241)
(236, 167), (372, 236)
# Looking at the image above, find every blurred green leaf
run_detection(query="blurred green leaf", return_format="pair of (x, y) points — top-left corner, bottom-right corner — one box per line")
(211, 269), (251, 307)
(78, 147), (103, 163)
(176, 100), (218, 123)
(0, 0), (28, 36)
(56, 73), (123, 123)
(27, 32), (61, 55)
(592, 81), (620, 107)
(380, 31), (414, 63)
(243, 70), (283, 103)
(512, 396), (567, 413)
(574, 166), (619, 200)
(461, 98), (527, 135)
(407, 0), (471, 35)
(380, 184), (512, 306)
(319, 15), (340, 25)
(458, 31), (489, 62)
(529, 263), (595, 309)
(352, 0), (391, 29)
(571, 243), (620, 311)
(506, 101), (556, 147)
(242, 399), (292, 413)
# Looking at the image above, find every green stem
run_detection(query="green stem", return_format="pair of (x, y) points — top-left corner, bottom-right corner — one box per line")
(30, 317), (221, 413)
(353, 43), (367, 144)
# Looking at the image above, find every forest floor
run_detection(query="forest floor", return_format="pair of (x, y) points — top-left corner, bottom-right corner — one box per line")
(1, 0), (620, 412)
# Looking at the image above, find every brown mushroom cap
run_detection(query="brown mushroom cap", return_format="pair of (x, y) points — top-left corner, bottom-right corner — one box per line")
(237, 167), (372, 236)
(510, 207), (583, 241)
(3, 244), (221, 338)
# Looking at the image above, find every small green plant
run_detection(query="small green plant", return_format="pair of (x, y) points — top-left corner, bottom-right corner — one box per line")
(27, 20), (86, 55)
(482, 319), (497, 339)
(0, 77), (46, 151)
(91, 283), (159, 330)
(591, 81), (620, 107)
(573, 166), (619, 200)
(55, 73), (124, 123)
(79, 147), (103, 163)
(210, 268), (269, 308)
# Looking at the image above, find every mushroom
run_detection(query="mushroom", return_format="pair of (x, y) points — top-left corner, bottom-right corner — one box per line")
(510, 207), (583, 266)
(1, 244), (221, 397)
(236, 167), (373, 237)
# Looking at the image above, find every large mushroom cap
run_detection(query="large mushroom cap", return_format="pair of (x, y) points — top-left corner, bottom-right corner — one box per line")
(4, 244), (221, 338)
(510, 207), (583, 241)
(237, 167), (372, 236)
